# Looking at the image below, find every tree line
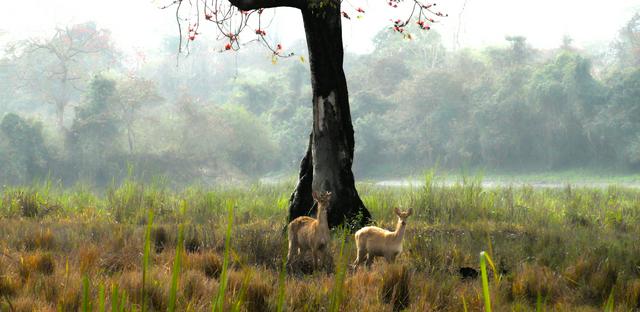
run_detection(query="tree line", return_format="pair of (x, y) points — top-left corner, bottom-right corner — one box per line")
(0, 15), (639, 186)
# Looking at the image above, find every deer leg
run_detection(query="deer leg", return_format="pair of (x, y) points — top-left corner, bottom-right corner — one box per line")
(365, 253), (374, 268)
(311, 249), (318, 271)
(384, 253), (397, 264)
(353, 247), (366, 269)
(286, 233), (298, 267)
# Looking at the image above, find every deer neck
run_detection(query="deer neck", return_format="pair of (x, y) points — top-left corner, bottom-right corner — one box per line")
(392, 219), (406, 242)
(316, 204), (328, 228)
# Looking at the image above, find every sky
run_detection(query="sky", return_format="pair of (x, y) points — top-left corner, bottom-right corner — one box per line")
(0, 0), (638, 59)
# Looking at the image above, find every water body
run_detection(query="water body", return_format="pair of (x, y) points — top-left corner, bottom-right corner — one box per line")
(374, 179), (640, 189)
(259, 175), (640, 189)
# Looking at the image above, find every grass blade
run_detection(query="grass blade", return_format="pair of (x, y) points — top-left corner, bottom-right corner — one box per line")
(119, 289), (127, 312)
(484, 251), (501, 284)
(111, 284), (119, 312)
(480, 251), (492, 312)
(142, 208), (154, 312)
(168, 201), (186, 312)
(535, 291), (543, 312)
(276, 247), (287, 312)
(231, 270), (252, 312)
(82, 275), (91, 312)
(462, 295), (468, 312)
(213, 200), (235, 312)
(604, 289), (614, 312)
(98, 283), (106, 312)
(329, 229), (348, 312)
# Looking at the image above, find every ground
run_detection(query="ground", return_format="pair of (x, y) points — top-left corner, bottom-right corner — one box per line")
(1, 176), (639, 311)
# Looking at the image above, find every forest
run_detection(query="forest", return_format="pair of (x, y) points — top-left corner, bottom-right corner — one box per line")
(1, 14), (639, 187)
(2, 3), (640, 311)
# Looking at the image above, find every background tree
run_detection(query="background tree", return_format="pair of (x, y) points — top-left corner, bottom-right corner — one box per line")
(114, 76), (163, 154)
(0, 113), (50, 184)
(9, 22), (118, 131)
(67, 75), (122, 185)
(3, 14), (640, 195)
(615, 13), (640, 68)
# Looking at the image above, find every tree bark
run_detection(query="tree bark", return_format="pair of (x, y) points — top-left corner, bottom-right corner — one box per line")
(288, 5), (371, 229)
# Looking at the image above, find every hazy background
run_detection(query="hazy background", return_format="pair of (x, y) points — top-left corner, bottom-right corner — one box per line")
(2, 0), (638, 55)
(1, 0), (639, 187)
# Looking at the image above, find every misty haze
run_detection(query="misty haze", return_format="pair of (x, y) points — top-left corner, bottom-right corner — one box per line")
(0, 0), (639, 311)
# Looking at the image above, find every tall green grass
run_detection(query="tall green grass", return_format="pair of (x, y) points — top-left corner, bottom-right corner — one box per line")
(82, 275), (91, 312)
(98, 283), (106, 312)
(212, 200), (235, 312)
(604, 290), (615, 312)
(168, 201), (186, 312)
(111, 284), (120, 312)
(142, 208), (154, 312)
(275, 246), (287, 312)
(231, 270), (252, 312)
(480, 251), (491, 312)
(329, 229), (348, 312)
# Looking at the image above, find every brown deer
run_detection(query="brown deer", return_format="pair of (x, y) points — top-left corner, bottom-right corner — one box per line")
(286, 191), (332, 270)
(352, 207), (413, 269)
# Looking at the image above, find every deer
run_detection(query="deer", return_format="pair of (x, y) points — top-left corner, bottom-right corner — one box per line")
(352, 207), (413, 269)
(286, 191), (332, 270)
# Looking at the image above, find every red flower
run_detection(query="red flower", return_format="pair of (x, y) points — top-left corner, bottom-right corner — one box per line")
(342, 11), (351, 19)
(357, 7), (365, 13)
(225, 43), (232, 50)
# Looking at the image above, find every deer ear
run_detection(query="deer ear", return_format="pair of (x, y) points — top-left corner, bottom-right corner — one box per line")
(407, 208), (413, 216)
(394, 207), (401, 216)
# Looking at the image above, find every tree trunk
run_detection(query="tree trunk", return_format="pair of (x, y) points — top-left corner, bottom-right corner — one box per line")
(55, 100), (66, 131)
(288, 6), (371, 229)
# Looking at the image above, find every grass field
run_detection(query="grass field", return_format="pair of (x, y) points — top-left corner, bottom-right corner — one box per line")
(1, 172), (640, 311)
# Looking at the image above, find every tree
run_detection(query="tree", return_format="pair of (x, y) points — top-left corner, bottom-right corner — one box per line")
(167, 0), (446, 228)
(615, 13), (640, 68)
(0, 113), (50, 183)
(67, 75), (122, 185)
(10, 22), (118, 131)
(114, 76), (163, 154)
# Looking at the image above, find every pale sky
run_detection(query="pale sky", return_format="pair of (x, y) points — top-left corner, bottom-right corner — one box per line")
(0, 0), (638, 60)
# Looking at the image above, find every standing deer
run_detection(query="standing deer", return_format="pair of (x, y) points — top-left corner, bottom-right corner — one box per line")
(286, 191), (332, 270)
(352, 207), (413, 269)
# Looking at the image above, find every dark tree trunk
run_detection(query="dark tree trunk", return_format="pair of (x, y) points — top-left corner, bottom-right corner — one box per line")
(288, 6), (371, 229)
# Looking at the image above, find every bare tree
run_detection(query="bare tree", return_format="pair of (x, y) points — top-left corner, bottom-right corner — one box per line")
(10, 22), (118, 131)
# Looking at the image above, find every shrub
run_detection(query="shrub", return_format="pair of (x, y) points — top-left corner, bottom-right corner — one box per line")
(182, 270), (208, 301)
(0, 275), (19, 297)
(188, 251), (222, 279)
(153, 226), (168, 253)
(78, 246), (100, 274)
(511, 263), (565, 304)
(242, 269), (273, 312)
(20, 252), (55, 279)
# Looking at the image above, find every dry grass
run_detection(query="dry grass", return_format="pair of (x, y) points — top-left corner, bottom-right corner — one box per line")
(1, 180), (640, 311)
(381, 264), (411, 311)
(19, 252), (55, 279)
(152, 226), (168, 253)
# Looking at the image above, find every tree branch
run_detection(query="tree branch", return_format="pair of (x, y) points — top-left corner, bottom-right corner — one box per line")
(228, 0), (303, 11)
